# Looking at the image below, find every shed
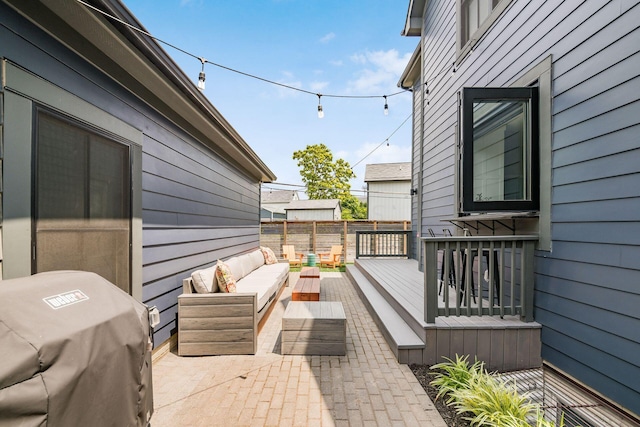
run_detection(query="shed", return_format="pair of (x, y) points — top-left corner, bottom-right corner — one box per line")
(365, 162), (412, 220)
(285, 199), (341, 221)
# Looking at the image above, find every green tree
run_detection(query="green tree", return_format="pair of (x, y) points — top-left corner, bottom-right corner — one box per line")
(292, 143), (367, 219)
(340, 194), (367, 220)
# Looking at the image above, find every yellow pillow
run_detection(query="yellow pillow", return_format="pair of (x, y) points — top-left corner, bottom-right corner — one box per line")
(215, 260), (236, 293)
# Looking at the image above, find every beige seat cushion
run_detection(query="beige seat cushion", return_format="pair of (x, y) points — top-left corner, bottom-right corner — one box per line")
(191, 266), (219, 293)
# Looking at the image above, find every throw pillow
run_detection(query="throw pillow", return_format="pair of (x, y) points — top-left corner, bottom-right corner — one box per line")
(191, 266), (219, 293)
(215, 260), (236, 293)
(260, 246), (278, 265)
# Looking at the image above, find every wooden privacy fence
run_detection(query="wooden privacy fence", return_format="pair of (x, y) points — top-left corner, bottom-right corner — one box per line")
(260, 220), (411, 264)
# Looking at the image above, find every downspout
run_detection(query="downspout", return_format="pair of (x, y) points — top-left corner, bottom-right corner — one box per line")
(416, 31), (425, 269)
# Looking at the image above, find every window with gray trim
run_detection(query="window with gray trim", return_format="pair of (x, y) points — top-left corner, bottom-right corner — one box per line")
(461, 86), (539, 212)
(457, 0), (513, 56)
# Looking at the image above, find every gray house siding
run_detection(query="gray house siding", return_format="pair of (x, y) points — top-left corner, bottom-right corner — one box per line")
(415, 0), (640, 416)
(140, 134), (261, 344)
(0, 2), (266, 347)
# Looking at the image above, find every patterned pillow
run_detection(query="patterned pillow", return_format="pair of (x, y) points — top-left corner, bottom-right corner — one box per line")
(215, 260), (236, 293)
(260, 246), (278, 265)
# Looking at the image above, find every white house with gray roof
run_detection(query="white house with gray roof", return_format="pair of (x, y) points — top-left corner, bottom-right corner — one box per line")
(365, 162), (411, 220)
(261, 189), (299, 220)
(285, 199), (341, 221)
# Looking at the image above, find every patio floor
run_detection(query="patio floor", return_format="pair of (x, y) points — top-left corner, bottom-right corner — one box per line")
(151, 271), (448, 427)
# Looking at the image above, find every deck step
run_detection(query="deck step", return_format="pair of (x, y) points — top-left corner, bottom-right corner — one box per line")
(346, 265), (424, 364)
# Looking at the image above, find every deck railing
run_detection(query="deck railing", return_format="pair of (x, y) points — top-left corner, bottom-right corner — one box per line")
(422, 236), (538, 323)
(355, 230), (412, 259)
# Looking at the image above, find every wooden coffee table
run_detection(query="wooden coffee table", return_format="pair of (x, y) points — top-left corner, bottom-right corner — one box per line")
(291, 277), (320, 301)
(300, 266), (320, 278)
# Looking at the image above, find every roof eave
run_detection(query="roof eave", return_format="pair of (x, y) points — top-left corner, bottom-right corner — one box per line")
(401, 0), (427, 37)
(398, 43), (422, 89)
(6, 0), (276, 183)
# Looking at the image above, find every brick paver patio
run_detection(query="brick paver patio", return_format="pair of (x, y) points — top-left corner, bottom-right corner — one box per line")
(151, 271), (447, 427)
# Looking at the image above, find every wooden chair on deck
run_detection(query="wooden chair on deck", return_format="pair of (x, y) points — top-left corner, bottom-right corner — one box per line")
(319, 245), (342, 269)
(282, 245), (303, 268)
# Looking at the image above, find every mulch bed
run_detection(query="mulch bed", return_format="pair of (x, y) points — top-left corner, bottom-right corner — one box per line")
(410, 364), (472, 427)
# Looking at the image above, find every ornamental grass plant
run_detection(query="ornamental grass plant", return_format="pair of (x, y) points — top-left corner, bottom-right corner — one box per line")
(430, 355), (569, 427)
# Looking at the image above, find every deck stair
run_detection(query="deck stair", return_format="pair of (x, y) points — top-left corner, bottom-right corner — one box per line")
(347, 258), (542, 370)
(346, 261), (425, 364)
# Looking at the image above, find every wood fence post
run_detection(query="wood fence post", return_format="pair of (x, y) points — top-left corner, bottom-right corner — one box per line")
(343, 221), (347, 263)
(283, 221), (287, 246)
(312, 221), (317, 254)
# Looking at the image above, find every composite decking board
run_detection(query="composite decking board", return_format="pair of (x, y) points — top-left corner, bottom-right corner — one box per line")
(355, 259), (425, 319)
(346, 265), (425, 350)
(352, 260), (541, 331)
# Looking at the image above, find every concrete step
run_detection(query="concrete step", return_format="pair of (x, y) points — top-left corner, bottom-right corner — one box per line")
(346, 265), (424, 364)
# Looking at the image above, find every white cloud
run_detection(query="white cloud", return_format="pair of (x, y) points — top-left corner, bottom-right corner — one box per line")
(347, 49), (413, 94)
(329, 59), (343, 66)
(310, 81), (329, 92)
(319, 32), (336, 43)
(349, 53), (367, 64)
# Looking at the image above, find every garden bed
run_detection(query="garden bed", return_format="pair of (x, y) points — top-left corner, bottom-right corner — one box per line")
(411, 364), (471, 427)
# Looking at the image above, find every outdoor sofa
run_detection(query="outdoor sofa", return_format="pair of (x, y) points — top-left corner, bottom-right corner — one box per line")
(178, 248), (289, 356)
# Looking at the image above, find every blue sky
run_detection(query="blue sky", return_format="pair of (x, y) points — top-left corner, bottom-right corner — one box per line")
(123, 0), (417, 194)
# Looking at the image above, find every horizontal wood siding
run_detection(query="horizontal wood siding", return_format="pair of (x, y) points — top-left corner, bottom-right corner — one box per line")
(419, 0), (640, 415)
(0, 4), (263, 348)
(141, 131), (260, 346)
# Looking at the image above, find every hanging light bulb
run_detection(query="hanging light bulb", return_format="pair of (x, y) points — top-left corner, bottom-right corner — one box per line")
(317, 94), (324, 118)
(197, 57), (206, 91)
(386, 139), (389, 147)
(383, 95), (389, 116)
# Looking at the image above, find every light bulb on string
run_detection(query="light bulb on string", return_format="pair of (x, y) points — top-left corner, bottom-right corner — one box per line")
(383, 95), (389, 116)
(197, 57), (206, 91)
(317, 94), (324, 118)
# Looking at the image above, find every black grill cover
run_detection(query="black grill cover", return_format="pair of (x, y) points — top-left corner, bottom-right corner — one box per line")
(0, 271), (153, 426)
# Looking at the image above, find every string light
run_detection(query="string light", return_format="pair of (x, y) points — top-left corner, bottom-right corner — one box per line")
(197, 57), (206, 91)
(73, 0), (410, 117)
(383, 95), (389, 116)
(317, 94), (324, 119)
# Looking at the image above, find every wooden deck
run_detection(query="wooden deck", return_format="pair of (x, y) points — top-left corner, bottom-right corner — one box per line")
(346, 259), (541, 370)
